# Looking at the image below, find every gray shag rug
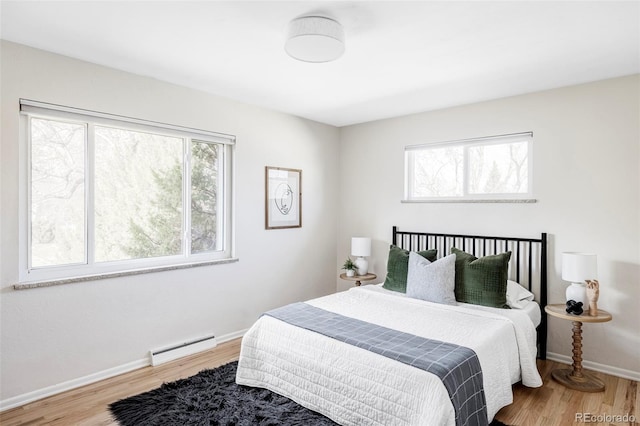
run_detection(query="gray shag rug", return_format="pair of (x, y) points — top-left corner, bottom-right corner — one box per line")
(109, 361), (509, 425)
(109, 361), (337, 426)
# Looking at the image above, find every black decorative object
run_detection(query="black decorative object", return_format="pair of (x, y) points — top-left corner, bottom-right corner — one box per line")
(110, 361), (510, 426)
(566, 300), (584, 315)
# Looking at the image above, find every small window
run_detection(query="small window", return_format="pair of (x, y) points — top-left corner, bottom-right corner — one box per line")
(20, 100), (235, 283)
(404, 132), (533, 201)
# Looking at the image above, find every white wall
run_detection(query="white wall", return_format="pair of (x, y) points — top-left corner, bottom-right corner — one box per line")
(0, 41), (340, 402)
(337, 75), (640, 375)
(1, 39), (638, 406)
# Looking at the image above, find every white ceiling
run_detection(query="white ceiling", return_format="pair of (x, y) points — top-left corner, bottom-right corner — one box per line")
(1, 1), (639, 127)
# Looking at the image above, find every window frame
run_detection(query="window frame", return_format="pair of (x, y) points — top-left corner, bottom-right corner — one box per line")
(403, 132), (534, 202)
(18, 99), (236, 285)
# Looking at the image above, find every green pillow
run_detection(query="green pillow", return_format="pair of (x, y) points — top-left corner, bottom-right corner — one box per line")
(452, 247), (511, 308)
(382, 245), (437, 293)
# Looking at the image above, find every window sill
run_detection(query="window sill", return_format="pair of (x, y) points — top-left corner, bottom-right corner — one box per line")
(13, 258), (239, 290)
(401, 199), (537, 204)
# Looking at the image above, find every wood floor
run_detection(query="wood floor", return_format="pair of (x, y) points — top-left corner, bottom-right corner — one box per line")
(1, 338), (637, 426)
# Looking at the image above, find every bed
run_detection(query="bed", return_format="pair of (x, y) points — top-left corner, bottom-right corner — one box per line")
(236, 227), (548, 426)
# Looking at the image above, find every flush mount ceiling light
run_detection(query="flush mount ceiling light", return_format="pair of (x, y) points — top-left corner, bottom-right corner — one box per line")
(285, 16), (345, 63)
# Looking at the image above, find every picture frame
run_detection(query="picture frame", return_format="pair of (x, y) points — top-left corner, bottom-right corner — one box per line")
(265, 166), (302, 230)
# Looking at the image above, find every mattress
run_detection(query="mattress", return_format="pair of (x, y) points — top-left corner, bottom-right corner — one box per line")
(236, 285), (542, 426)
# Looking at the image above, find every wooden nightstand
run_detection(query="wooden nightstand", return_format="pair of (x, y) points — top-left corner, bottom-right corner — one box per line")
(339, 273), (377, 287)
(545, 304), (612, 392)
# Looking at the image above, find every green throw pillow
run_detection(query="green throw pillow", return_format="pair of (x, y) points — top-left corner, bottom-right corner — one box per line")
(382, 245), (437, 293)
(452, 247), (511, 308)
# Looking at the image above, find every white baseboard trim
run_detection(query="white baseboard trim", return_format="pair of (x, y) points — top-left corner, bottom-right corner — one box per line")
(0, 328), (248, 412)
(547, 352), (640, 382)
(0, 357), (148, 412)
(218, 328), (247, 343)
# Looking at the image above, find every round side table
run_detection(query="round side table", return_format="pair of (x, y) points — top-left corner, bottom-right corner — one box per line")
(339, 273), (376, 287)
(544, 304), (612, 392)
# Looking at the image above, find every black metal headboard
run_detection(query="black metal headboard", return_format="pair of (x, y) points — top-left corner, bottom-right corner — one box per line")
(392, 226), (548, 359)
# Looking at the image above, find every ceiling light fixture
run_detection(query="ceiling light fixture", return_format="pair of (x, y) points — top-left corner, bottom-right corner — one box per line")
(285, 16), (345, 63)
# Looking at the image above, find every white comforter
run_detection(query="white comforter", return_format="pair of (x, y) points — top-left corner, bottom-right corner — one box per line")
(236, 285), (542, 425)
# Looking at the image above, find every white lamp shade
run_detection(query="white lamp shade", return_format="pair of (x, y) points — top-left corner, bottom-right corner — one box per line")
(285, 16), (345, 63)
(562, 252), (597, 283)
(351, 237), (371, 257)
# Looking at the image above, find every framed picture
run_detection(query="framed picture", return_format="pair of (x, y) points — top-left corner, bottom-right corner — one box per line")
(265, 166), (302, 229)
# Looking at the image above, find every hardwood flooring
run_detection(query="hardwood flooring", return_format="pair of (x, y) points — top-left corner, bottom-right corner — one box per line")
(1, 338), (637, 425)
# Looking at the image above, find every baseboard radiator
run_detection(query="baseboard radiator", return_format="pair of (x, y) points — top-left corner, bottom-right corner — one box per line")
(149, 334), (217, 366)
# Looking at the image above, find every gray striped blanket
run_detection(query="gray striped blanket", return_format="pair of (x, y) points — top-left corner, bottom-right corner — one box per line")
(265, 302), (488, 426)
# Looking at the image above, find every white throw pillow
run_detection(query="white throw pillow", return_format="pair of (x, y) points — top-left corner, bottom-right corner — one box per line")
(406, 252), (457, 305)
(506, 280), (535, 309)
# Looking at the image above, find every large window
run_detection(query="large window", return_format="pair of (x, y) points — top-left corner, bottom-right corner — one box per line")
(21, 100), (234, 283)
(404, 132), (533, 201)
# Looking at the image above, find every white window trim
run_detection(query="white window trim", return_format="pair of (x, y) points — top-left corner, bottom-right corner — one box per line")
(20, 99), (235, 144)
(403, 132), (535, 203)
(17, 99), (236, 287)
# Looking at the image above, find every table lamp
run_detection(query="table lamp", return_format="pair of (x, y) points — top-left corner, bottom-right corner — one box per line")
(351, 237), (371, 276)
(562, 252), (597, 307)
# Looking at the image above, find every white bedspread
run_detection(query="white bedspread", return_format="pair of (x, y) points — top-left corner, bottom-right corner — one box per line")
(236, 285), (542, 425)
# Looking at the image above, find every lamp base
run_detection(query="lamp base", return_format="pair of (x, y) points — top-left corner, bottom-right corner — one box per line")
(566, 282), (588, 306)
(354, 257), (368, 276)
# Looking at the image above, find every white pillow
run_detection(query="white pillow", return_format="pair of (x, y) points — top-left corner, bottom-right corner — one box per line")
(506, 280), (535, 309)
(406, 253), (457, 305)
